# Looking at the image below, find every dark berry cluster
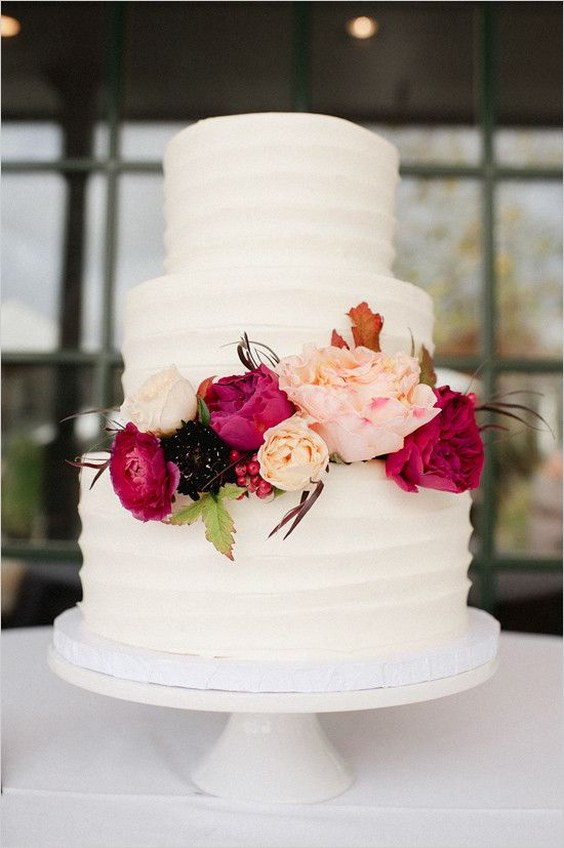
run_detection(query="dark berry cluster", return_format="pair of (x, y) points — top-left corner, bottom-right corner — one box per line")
(229, 449), (273, 499)
(161, 420), (236, 500)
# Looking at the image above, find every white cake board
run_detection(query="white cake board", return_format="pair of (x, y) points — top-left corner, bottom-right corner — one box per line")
(49, 608), (498, 804)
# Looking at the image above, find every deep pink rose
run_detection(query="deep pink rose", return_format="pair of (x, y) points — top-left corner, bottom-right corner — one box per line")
(385, 386), (484, 493)
(205, 364), (295, 451)
(110, 422), (180, 521)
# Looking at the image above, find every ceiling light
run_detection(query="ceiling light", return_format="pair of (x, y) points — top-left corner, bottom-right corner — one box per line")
(1, 15), (21, 37)
(346, 16), (379, 40)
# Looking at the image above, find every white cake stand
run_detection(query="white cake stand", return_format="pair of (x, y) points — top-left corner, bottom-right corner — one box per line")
(48, 608), (498, 804)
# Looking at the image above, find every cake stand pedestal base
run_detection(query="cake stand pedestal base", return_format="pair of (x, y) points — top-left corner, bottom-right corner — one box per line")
(192, 712), (352, 803)
(48, 608), (498, 804)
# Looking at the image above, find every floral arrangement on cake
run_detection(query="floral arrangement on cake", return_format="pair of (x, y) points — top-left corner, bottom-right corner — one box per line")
(77, 303), (495, 559)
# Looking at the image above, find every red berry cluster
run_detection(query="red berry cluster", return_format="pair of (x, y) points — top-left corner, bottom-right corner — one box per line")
(230, 450), (273, 500)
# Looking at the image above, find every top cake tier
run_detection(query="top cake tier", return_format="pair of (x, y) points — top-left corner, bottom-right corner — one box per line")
(163, 113), (399, 276)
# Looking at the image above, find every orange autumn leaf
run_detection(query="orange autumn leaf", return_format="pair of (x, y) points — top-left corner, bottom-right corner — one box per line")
(197, 376), (215, 399)
(330, 329), (350, 349)
(347, 302), (383, 352)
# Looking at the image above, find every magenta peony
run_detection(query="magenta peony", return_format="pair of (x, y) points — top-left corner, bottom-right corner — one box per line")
(205, 364), (295, 451)
(277, 345), (440, 462)
(385, 385), (484, 493)
(110, 422), (180, 521)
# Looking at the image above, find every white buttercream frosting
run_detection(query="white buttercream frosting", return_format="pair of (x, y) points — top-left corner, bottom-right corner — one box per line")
(121, 267), (434, 396)
(163, 113), (398, 276)
(80, 458), (472, 660)
(79, 113), (474, 662)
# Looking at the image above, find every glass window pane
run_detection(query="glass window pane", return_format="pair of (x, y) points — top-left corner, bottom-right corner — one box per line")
(121, 123), (184, 162)
(394, 178), (482, 357)
(2, 122), (63, 161)
(495, 372), (562, 557)
(367, 124), (480, 166)
(498, 4), (562, 128)
(496, 181), (562, 358)
(81, 175), (108, 351)
(496, 128), (563, 168)
(2, 173), (107, 353)
(1, 2), (110, 158)
(123, 3), (294, 124)
(1, 365), (97, 544)
(311, 4), (476, 125)
(93, 122), (111, 160)
(1, 174), (65, 351)
(114, 174), (165, 347)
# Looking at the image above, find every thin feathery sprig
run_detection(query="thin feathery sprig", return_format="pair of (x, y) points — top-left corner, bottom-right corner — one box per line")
(221, 333), (280, 370)
(268, 477), (326, 540)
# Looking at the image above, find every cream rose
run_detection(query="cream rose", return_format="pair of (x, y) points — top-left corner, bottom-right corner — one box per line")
(120, 365), (197, 436)
(257, 415), (329, 491)
(277, 345), (440, 463)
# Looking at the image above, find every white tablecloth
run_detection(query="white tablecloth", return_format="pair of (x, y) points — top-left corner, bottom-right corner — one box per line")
(2, 626), (562, 848)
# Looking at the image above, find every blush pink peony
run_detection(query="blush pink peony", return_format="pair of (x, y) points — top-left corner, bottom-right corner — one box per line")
(385, 385), (484, 493)
(276, 345), (439, 462)
(110, 422), (180, 521)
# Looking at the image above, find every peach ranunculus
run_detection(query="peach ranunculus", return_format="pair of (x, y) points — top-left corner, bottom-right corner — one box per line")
(276, 345), (440, 463)
(257, 415), (329, 491)
(120, 365), (197, 436)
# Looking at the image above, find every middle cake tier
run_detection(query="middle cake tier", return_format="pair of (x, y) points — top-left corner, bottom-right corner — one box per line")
(121, 267), (434, 394)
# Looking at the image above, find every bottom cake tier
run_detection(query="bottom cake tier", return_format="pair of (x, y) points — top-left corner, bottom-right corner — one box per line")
(78, 456), (473, 661)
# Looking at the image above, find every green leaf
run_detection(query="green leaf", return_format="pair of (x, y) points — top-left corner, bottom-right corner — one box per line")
(169, 494), (210, 525)
(219, 483), (246, 500)
(419, 345), (437, 388)
(197, 395), (211, 426)
(169, 490), (238, 560)
(201, 494), (236, 560)
(329, 452), (350, 464)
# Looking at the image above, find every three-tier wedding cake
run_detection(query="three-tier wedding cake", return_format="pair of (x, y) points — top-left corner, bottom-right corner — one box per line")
(78, 113), (482, 661)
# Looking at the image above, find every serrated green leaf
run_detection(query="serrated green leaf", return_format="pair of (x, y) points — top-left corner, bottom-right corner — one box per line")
(169, 493), (211, 525)
(197, 395), (211, 426)
(219, 483), (246, 500)
(419, 345), (437, 388)
(201, 494), (236, 560)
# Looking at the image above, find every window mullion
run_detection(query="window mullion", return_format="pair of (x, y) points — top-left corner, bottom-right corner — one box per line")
(475, 2), (500, 613)
(96, 1), (126, 412)
(292, 2), (312, 112)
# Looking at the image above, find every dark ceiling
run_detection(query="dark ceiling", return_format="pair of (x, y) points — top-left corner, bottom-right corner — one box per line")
(2, 2), (562, 126)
